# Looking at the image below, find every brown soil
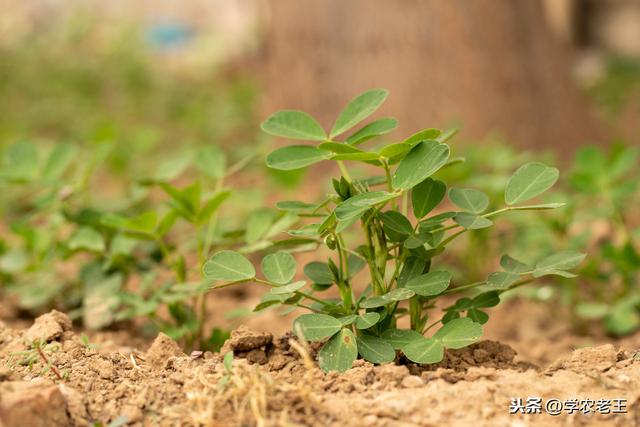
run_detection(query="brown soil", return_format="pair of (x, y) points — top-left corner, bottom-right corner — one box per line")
(1, 310), (640, 426)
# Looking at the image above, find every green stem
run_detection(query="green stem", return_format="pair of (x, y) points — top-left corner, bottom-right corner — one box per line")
(254, 277), (338, 310)
(202, 178), (225, 258)
(442, 281), (485, 295)
(337, 160), (352, 183)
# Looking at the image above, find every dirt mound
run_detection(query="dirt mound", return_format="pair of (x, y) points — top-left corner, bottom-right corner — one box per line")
(1, 312), (639, 426)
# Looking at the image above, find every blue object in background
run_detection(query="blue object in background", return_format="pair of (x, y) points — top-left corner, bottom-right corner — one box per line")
(146, 22), (194, 51)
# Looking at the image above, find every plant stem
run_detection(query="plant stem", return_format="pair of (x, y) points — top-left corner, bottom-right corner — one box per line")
(337, 160), (352, 183)
(422, 318), (442, 334)
(442, 281), (486, 295)
(253, 278), (339, 310)
(36, 345), (63, 381)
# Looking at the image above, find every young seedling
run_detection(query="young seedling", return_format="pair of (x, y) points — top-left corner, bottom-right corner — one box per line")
(204, 88), (585, 372)
(218, 351), (235, 389)
(557, 145), (639, 335)
(8, 339), (64, 380)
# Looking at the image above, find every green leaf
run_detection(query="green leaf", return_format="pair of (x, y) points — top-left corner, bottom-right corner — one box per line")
(304, 262), (334, 285)
(433, 318), (482, 349)
(203, 251), (256, 282)
(453, 213), (493, 230)
(380, 210), (414, 241)
(101, 211), (158, 236)
(435, 128), (458, 143)
(403, 128), (442, 145)
(468, 309), (489, 324)
(357, 335), (396, 364)
(508, 203), (566, 211)
(270, 280), (306, 295)
(405, 270), (451, 296)
(43, 143), (76, 181)
(197, 189), (232, 223)
(402, 337), (444, 364)
(392, 141), (450, 190)
(412, 178), (446, 218)
(471, 292), (500, 308)
(3, 141), (38, 181)
(261, 111), (326, 141)
(403, 233), (431, 250)
(347, 254), (367, 277)
(293, 313), (342, 341)
(110, 234), (138, 257)
(385, 288), (416, 301)
(575, 303), (609, 320)
(397, 257), (426, 287)
(355, 312), (381, 329)
(338, 315), (358, 326)
(346, 118), (397, 145)
(254, 293), (294, 312)
(500, 255), (531, 273)
(195, 145), (226, 180)
(154, 151), (191, 181)
(605, 302), (640, 335)
(276, 200), (318, 212)
(68, 227), (105, 252)
(486, 271), (519, 289)
(334, 191), (397, 222)
(378, 142), (412, 159)
(448, 188), (489, 214)
(261, 252), (297, 285)
(381, 329), (423, 350)
(359, 296), (389, 309)
(330, 89), (388, 138)
(245, 208), (276, 244)
(533, 251), (585, 277)
(332, 152), (381, 162)
(318, 328), (357, 372)
(266, 145), (333, 170)
(318, 142), (365, 154)
(505, 162), (559, 205)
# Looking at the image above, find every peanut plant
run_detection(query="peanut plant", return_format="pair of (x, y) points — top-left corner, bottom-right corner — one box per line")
(0, 141), (256, 350)
(204, 88), (584, 372)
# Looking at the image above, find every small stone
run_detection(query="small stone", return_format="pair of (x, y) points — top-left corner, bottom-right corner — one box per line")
(400, 375), (424, 388)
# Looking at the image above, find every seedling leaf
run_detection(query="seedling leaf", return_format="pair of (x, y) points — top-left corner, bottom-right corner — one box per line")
(405, 270), (451, 296)
(317, 328), (357, 372)
(393, 141), (450, 190)
(505, 162), (559, 205)
(448, 188), (489, 214)
(357, 335), (396, 364)
(402, 337), (444, 364)
(261, 111), (326, 141)
(433, 318), (482, 349)
(261, 252), (297, 285)
(266, 146), (333, 170)
(330, 89), (388, 137)
(293, 314), (342, 341)
(203, 251), (256, 282)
